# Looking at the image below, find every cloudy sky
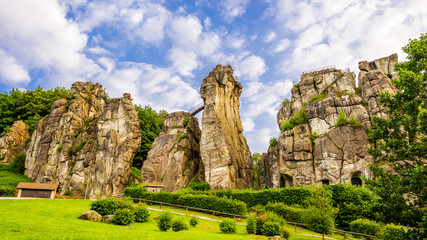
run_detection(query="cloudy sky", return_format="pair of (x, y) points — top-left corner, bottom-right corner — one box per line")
(1, 0), (426, 153)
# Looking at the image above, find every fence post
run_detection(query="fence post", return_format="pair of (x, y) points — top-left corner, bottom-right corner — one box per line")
(186, 207), (188, 215)
(343, 232), (346, 240)
(160, 203), (162, 209)
(295, 224), (297, 232)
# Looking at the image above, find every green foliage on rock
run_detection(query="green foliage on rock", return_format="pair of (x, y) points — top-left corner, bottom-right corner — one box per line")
(10, 151), (26, 174)
(171, 218), (189, 232)
(335, 110), (348, 127)
(349, 218), (381, 237)
(269, 137), (278, 147)
(112, 208), (135, 225)
(0, 86), (69, 134)
(157, 212), (173, 231)
(131, 167), (143, 184)
(349, 116), (363, 127)
(219, 219), (236, 234)
(366, 33), (427, 230)
(309, 131), (319, 143)
(280, 107), (308, 132)
(280, 98), (291, 107)
(187, 178), (210, 191)
(252, 153), (261, 190)
(133, 105), (167, 169)
(182, 118), (189, 127)
(177, 133), (189, 142)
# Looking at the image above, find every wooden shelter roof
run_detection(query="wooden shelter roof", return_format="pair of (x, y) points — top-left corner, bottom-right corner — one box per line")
(16, 182), (58, 190)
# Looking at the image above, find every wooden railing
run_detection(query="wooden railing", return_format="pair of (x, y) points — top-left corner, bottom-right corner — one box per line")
(286, 221), (376, 239)
(129, 197), (247, 219)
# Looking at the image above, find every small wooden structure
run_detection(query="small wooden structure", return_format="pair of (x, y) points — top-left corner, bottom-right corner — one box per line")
(145, 183), (165, 193)
(16, 182), (58, 199)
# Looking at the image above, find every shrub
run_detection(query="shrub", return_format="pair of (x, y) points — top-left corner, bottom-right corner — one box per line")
(112, 208), (135, 225)
(90, 197), (134, 216)
(157, 212), (173, 231)
(219, 219), (236, 234)
(10, 151), (26, 174)
(280, 107), (308, 132)
(182, 118), (189, 127)
(265, 202), (305, 222)
(75, 140), (87, 153)
(381, 223), (407, 240)
(131, 167), (143, 183)
(269, 137), (278, 147)
(187, 178), (210, 191)
(246, 214), (257, 234)
(335, 110), (348, 127)
(177, 133), (189, 142)
(189, 217), (199, 227)
(355, 87), (362, 95)
(281, 98), (291, 107)
(308, 92), (327, 103)
(349, 116), (363, 127)
(281, 227), (291, 239)
(171, 218), (189, 232)
(260, 221), (281, 236)
(349, 218), (381, 237)
(134, 205), (149, 222)
(309, 131), (320, 143)
(176, 194), (247, 215)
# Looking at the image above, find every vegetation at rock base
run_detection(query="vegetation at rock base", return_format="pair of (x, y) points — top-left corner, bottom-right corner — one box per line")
(0, 86), (69, 134)
(90, 197), (135, 216)
(366, 33), (427, 236)
(111, 208), (135, 225)
(187, 178), (210, 191)
(10, 151), (26, 174)
(131, 166), (143, 184)
(251, 152), (261, 190)
(0, 163), (31, 197)
(133, 105), (167, 169)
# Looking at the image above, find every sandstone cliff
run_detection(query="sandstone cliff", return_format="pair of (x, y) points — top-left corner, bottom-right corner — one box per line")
(265, 54), (397, 188)
(200, 65), (253, 189)
(141, 111), (203, 191)
(0, 120), (30, 163)
(25, 82), (141, 198)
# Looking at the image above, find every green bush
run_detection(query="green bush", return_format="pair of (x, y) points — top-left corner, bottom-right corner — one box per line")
(260, 221), (280, 236)
(131, 167), (143, 183)
(90, 197), (134, 216)
(281, 227), (291, 239)
(157, 212), (173, 231)
(0, 164), (31, 197)
(172, 218), (189, 232)
(187, 178), (210, 191)
(309, 131), (320, 143)
(265, 202), (305, 222)
(281, 98), (291, 107)
(189, 217), (199, 227)
(280, 107), (308, 132)
(112, 208), (135, 225)
(349, 116), (363, 127)
(10, 151), (26, 174)
(349, 218), (381, 237)
(177, 194), (247, 215)
(335, 110), (348, 127)
(246, 214), (257, 234)
(134, 205), (149, 222)
(269, 137), (278, 147)
(219, 219), (236, 234)
(182, 118), (189, 127)
(381, 223), (407, 240)
(177, 133), (189, 142)
(302, 207), (336, 235)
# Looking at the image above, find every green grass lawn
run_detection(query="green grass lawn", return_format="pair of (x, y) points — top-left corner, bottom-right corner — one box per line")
(0, 199), (348, 240)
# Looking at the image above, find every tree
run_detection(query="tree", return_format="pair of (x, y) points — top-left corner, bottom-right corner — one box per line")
(252, 153), (261, 189)
(133, 105), (167, 169)
(366, 33), (427, 230)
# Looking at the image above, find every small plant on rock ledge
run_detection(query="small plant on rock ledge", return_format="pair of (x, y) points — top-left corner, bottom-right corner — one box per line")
(177, 133), (189, 142)
(349, 116), (363, 127)
(280, 98), (291, 107)
(335, 110), (348, 127)
(182, 118), (189, 127)
(309, 131), (320, 143)
(269, 137), (278, 147)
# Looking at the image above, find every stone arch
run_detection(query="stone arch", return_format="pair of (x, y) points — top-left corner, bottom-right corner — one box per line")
(351, 171), (363, 186)
(280, 174), (293, 187)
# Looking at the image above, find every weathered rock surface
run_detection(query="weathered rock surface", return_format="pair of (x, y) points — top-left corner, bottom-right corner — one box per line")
(0, 120), (30, 163)
(102, 215), (114, 223)
(78, 210), (102, 222)
(200, 65), (253, 189)
(25, 81), (141, 199)
(265, 54), (397, 188)
(141, 111), (203, 191)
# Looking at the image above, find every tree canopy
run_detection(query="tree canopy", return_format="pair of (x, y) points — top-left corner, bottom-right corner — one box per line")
(0, 86), (69, 134)
(133, 105), (167, 169)
(367, 33), (426, 231)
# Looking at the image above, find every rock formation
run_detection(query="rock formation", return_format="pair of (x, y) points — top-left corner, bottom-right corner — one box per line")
(0, 120), (30, 163)
(25, 82), (141, 199)
(265, 54), (397, 188)
(200, 65), (253, 189)
(141, 111), (203, 191)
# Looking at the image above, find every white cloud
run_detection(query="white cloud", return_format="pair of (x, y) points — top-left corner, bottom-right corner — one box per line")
(237, 55), (267, 81)
(0, 50), (30, 85)
(168, 49), (198, 77)
(169, 15), (203, 50)
(264, 31), (277, 43)
(219, 0), (250, 20)
(273, 38), (291, 53)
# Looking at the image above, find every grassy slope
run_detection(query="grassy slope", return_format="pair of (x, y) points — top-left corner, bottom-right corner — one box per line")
(0, 199), (342, 240)
(0, 164), (31, 197)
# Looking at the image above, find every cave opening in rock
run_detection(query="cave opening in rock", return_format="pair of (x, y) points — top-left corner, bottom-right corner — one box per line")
(351, 177), (362, 185)
(280, 174), (293, 187)
(321, 179), (330, 185)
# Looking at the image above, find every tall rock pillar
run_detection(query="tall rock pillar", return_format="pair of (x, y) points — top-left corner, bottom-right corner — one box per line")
(200, 65), (253, 189)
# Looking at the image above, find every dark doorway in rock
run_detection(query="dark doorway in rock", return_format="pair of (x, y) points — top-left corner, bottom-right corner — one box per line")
(280, 174), (293, 187)
(351, 177), (362, 186)
(321, 179), (330, 185)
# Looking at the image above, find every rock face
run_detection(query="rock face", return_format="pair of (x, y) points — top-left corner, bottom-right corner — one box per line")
(25, 82), (141, 199)
(0, 120), (30, 163)
(200, 65), (253, 189)
(265, 55), (397, 188)
(141, 111), (203, 191)
(78, 210), (102, 222)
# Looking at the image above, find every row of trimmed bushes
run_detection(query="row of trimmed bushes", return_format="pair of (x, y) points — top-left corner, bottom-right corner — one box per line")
(124, 187), (247, 215)
(349, 218), (407, 240)
(125, 186), (311, 208)
(89, 198), (150, 225)
(264, 202), (305, 222)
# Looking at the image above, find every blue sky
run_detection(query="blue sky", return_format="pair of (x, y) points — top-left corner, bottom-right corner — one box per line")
(1, 0), (426, 153)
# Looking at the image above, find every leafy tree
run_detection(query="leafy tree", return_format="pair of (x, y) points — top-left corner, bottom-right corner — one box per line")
(0, 86), (69, 133)
(252, 153), (261, 189)
(366, 33), (427, 229)
(133, 105), (167, 169)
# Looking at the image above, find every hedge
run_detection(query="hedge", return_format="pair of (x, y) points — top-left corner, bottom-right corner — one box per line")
(265, 202), (306, 222)
(349, 218), (382, 237)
